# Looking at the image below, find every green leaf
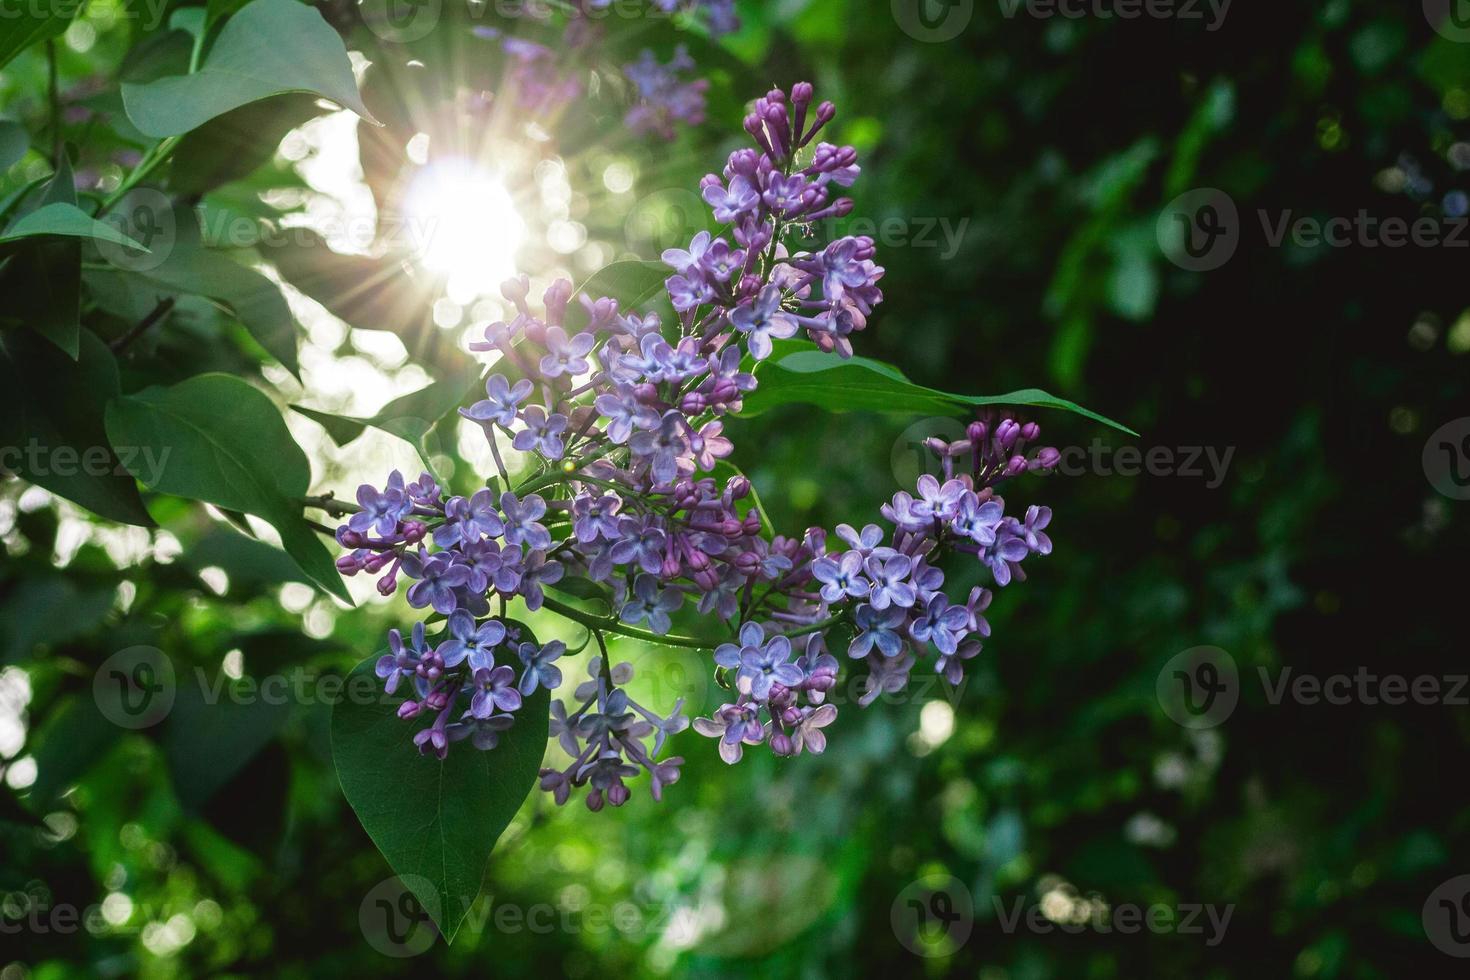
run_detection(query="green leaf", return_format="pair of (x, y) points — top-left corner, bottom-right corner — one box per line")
(0, 202), (153, 250)
(566, 259), (669, 329)
(120, 0), (378, 138)
(162, 679), (292, 809)
(291, 364), (480, 474)
(3, 157), (82, 357)
(181, 524), (314, 590)
(121, 200), (300, 378)
(103, 373), (350, 602)
(22, 695), (117, 812)
(0, 120), (27, 172)
(0, 329), (155, 525)
(332, 639), (548, 942)
(0, 0), (83, 74)
(169, 94), (324, 196)
(743, 341), (1137, 436)
(0, 575), (117, 664)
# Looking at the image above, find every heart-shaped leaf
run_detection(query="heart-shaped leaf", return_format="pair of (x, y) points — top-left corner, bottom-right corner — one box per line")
(332, 634), (548, 942)
(103, 373), (349, 602)
(121, 0), (378, 138)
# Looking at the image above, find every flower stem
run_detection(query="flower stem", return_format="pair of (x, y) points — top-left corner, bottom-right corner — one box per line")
(539, 596), (715, 651)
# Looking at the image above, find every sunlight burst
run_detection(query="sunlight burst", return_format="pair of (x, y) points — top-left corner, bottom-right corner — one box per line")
(403, 157), (526, 300)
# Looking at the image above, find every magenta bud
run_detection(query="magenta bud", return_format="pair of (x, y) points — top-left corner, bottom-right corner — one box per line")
(336, 554), (363, 575)
(337, 528), (365, 548)
(397, 700), (421, 719)
(1005, 455), (1027, 476)
(1021, 422), (1040, 441)
(770, 732), (796, 756)
(742, 511), (763, 534)
(726, 476), (751, 499)
(967, 421), (987, 444)
(376, 572), (398, 597)
(608, 784), (630, 807)
(586, 789), (605, 812)
(996, 419), (1020, 450)
(401, 521), (427, 544)
(633, 382), (659, 403)
(792, 81), (813, 106)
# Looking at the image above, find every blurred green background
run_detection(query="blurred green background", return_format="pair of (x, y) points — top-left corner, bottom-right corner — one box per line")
(2, 0), (1469, 976)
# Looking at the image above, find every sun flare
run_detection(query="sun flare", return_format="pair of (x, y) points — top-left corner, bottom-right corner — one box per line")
(402, 157), (526, 300)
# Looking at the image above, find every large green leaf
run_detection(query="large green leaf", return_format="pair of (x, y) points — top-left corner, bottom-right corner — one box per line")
(291, 363), (480, 473)
(743, 341), (1138, 436)
(162, 679), (292, 809)
(4, 157), (82, 357)
(120, 200), (300, 378)
(169, 94), (324, 196)
(0, 329), (154, 525)
(0, 202), (153, 250)
(120, 0), (378, 138)
(331, 637), (549, 942)
(0, 0), (83, 74)
(103, 373), (350, 602)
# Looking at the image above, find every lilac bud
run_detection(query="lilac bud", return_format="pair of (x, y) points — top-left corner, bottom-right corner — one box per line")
(923, 437), (948, 457)
(608, 783), (631, 807)
(337, 527), (366, 548)
(742, 511), (763, 535)
(397, 700), (421, 719)
(1030, 447), (1061, 470)
(1005, 455), (1027, 477)
(336, 554), (364, 575)
(401, 521), (427, 544)
(996, 419), (1021, 450)
(792, 82), (814, 107)
(680, 392), (708, 414)
(770, 732), (796, 756)
(633, 382), (660, 403)
(967, 421), (987, 444)
(364, 551), (395, 573)
(1020, 422), (1040, 441)
(425, 689), (450, 710)
(586, 789), (605, 812)
(726, 476), (751, 499)
(376, 569), (398, 597)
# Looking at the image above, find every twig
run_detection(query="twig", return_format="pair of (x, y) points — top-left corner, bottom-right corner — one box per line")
(301, 493), (361, 518)
(109, 296), (175, 352)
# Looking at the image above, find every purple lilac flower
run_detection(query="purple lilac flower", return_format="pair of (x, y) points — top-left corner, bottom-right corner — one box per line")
(439, 610), (507, 670)
(864, 553), (916, 610)
(811, 551), (870, 603)
(848, 603), (907, 659)
(401, 549), (470, 615)
(376, 622), (429, 695)
(907, 594), (970, 656)
(519, 550), (564, 611)
(619, 574), (684, 634)
(433, 489), (504, 548)
(595, 387), (658, 444)
(737, 632), (802, 700)
(629, 411), (690, 486)
(571, 494), (622, 543)
(516, 640), (564, 695)
(470, 665), (522, 717)
(729, 285), (798, 360)
(350, 472), (411, 536)
(446, 712), (516, 750)
(462, 374), (533, 428)
(512, 406), (568, 459)
(500, 492), (551, 551)
(539, 327), (596, 379)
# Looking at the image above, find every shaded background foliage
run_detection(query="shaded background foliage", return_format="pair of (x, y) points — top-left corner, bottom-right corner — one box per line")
(1, 0), (1468, 977)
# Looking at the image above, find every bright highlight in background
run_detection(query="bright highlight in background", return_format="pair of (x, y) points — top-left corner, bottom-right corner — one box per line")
(403, 157), (526, 300)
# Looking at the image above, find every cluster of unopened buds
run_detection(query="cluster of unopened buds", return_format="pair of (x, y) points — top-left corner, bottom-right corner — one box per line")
(332, 83), (1060, 810)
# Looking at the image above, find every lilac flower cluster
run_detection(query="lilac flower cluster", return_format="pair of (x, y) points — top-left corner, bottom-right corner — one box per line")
(331, 84), (1060, 811)
(623, 46), (708, 139)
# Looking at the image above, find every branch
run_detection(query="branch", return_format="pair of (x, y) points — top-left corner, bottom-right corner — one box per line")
(109, 296), (176, 353)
